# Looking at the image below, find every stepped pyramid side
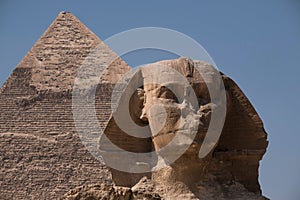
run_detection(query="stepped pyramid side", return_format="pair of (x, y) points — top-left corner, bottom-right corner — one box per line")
(0, 12), (130, 199)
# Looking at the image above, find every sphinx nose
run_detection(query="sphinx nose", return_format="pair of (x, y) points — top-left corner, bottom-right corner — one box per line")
(139, 108), (148, 122)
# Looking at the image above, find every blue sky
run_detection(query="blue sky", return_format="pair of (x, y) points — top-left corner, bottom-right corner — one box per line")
(1, 1), (300, 199)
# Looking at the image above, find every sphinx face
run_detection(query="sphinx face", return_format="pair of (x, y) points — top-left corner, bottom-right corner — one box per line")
(130, 58), (220, 157)
(141, 82), (184, 150)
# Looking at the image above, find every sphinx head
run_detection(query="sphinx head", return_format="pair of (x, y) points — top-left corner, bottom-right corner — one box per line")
(127, 58), (225, 163)
(100, 58), (267, 195)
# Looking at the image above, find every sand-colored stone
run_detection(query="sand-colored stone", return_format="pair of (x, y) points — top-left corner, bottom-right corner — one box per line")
(100, 58), (268, 199)
(0, 12), (129, 199)
(0, 12), (268, 199)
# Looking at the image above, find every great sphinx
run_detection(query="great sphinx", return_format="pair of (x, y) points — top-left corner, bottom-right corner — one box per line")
(92, 57), (268, 199)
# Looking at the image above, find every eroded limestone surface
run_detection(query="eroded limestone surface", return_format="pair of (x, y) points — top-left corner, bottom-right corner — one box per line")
(100, 58), (268, 199)
(0, 12), (129, 199)
(0, 12), (268, 200)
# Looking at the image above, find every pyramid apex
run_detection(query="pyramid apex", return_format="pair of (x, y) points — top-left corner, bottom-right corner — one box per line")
(55, 11), (78, 20)
(57, 11), (75, 17)
(59, 11), (71, 14)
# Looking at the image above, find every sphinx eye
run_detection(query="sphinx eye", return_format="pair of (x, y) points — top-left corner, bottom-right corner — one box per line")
(157, 86), (178, 102)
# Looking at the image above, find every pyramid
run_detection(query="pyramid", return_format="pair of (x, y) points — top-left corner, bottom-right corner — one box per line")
(0, 12), (130, 199)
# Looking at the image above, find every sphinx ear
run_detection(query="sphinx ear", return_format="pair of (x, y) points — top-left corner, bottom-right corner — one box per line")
(110, 67), (147, 127)
(129, 87), (148, 126)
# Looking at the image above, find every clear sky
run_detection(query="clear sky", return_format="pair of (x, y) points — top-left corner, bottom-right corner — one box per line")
(1, 1), (299, 199)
